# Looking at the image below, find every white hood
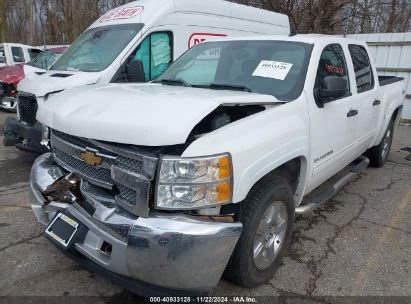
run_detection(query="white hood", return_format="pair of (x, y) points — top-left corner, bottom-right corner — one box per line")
(37, 83), (280, 146)
(17, 70), (100, 97)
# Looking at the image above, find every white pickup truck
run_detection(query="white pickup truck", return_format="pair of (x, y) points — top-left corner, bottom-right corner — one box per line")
(30, 35), (405, 296)
(0, 43), (43, 67)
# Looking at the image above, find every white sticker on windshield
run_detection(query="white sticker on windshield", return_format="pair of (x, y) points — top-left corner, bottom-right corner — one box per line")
(252, 60), (293, 80)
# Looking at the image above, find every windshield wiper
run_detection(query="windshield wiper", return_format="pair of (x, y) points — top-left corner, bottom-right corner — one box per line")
(208, 83), (252, 92)
(158, 79), (191, 87)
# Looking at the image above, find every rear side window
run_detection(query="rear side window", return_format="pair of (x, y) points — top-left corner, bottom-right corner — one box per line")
(11, 47), (25, 62)
(314, 44), (350, 103)
(28, 49), (42, 60)
(133, 32), (173, 81)
(349, 45), (374, 93)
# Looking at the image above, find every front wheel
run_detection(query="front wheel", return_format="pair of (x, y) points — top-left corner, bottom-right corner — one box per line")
(224, 175), (295, 287)
(365, 120), (394, 167)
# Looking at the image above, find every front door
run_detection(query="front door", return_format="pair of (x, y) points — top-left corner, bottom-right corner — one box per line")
(307, 43), (359, 191)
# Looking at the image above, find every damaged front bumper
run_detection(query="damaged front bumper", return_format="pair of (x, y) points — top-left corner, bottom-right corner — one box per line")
(3, 117), (47, 153)
(30, 153), (242, 296)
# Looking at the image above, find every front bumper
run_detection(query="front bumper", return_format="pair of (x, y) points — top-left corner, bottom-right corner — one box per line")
(30, 153), (242, 296)
(3, 116), (47, 153)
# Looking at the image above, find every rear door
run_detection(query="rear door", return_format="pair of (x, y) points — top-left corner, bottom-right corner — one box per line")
(347, 44), (379, 153)
(307, 43), (358, 189)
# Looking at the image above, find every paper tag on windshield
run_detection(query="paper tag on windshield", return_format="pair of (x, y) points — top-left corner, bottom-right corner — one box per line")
(252, 60), (293, 80)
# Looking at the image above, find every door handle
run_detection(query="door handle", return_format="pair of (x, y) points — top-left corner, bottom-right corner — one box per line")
(373, 99), (381, 106)
(347, 109), (358, 117)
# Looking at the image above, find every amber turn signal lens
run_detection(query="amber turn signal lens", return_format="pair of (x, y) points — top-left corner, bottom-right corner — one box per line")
(217, 183), (231, 203)
(218, 156), (231, 179)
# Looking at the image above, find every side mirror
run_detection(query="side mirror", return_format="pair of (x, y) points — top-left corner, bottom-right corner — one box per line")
(319, 76), (348, 104)
(126, 59), (145, 82)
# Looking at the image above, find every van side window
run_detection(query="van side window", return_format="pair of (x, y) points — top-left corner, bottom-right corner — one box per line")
(348, 44), (374, 93)
(133, 32), (172, 81)
(314, 44), (350, 104)
(11, 47), (25, 63)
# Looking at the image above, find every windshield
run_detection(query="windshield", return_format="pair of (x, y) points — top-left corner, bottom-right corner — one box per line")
(28, 50), (61, 69)
(51, 24), (143, 72)
(157, 40), (312, 101)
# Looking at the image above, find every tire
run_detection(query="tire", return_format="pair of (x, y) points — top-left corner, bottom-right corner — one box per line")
(224, 174), (295, 287)
(365, 120), (394, 168)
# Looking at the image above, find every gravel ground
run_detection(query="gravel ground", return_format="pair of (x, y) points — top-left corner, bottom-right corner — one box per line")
(0, 111), (410, 302)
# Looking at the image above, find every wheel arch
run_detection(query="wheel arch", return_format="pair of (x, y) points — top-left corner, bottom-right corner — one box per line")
(234, 155), (309, 207)
(392, 105), (403, 126)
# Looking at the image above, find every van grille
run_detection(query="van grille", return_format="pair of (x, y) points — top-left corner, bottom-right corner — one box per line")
(18, 93), (37, 125)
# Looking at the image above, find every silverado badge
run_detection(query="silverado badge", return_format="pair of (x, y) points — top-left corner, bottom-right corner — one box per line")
(80, 151), (102, 166)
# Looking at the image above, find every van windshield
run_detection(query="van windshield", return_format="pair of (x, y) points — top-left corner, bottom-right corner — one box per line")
(157, 40), (312, 101)
(51, 24), (143, 72)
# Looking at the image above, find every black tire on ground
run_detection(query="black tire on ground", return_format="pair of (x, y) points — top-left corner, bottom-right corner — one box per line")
(224, 174), (295, 287)
(365, 120), (394, 168)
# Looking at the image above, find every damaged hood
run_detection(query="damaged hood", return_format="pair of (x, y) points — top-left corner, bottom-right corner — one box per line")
(37, 83), (281, 146)
(17, 70), (100, 97)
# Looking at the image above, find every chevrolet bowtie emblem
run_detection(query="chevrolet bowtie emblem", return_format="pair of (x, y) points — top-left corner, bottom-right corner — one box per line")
(80, 151), (103, 166)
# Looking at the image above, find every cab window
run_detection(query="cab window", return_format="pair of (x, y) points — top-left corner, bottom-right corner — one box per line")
(133, 32), (172, 81)
(314, 44), (350, 104)
(348, 44), (374, 93)
(11, 47), (25, 63)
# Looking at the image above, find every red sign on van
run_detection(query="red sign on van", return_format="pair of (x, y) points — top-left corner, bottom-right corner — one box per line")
(100, 6), (144, 22)
(188, 33), (227, 48)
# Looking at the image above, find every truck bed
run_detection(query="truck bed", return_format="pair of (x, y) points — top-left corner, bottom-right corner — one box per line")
(379, 75), (404, 86)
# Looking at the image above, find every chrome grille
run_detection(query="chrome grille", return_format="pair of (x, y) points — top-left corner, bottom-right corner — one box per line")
(51, 130), (158, 217)
(18, 93), (37, 125)
(116, 156), (143, 172)
(53, 130), (100, 150)
(118, 184), (137, 203)
(54, 147), (113, 185)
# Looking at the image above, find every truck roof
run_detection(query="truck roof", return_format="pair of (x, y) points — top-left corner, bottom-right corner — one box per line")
(90, 0), (289, 31)
(212, 34), (369, 46)
(0, 43), (42, 49)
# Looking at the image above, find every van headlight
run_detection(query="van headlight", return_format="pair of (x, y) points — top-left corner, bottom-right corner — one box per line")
(155, 153), (233, 210)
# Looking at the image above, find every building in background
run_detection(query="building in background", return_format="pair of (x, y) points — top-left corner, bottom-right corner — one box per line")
(348, 32), (411, 119)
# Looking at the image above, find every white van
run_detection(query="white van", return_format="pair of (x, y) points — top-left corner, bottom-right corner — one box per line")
(0, 43), (43, 67)
(5, 0), (290, 153)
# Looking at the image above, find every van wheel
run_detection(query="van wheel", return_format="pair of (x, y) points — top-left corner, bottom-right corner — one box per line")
(224, 175), (295, 287)
(365, 120), (394, 168)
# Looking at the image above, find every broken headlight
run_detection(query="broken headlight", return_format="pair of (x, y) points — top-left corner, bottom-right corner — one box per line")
(155, 153), (232, 210)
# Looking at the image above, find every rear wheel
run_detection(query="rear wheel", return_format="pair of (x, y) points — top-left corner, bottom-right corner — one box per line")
(224, 175), (295, 287)
(365, 120), (394, 167)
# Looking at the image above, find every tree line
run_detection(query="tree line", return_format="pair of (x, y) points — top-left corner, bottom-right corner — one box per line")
(0, 0), (410, 46)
